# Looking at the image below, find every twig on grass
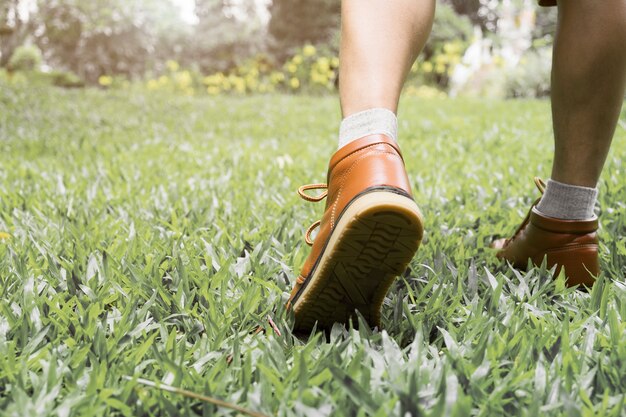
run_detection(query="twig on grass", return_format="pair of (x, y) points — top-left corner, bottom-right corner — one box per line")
(229, 315), (283, 366)
(267, 315), (282, 336)
(251, 315), (283, 337)
(124, 376), (270, 417)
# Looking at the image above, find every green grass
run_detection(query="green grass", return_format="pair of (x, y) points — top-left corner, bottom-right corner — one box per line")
(1, 85), (626, 417)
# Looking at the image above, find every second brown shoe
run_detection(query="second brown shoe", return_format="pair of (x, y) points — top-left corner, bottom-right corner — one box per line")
(492, 178), (599, 287)
(287, 134), (424, 332)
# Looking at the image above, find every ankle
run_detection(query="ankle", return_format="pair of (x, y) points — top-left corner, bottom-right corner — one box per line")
(535, 179), (598, 220)
(338, 108), (397, 149)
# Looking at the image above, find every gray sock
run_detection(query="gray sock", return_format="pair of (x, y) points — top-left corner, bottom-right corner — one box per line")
(338, 108), (397, 149)
(535, 179), (598, 220)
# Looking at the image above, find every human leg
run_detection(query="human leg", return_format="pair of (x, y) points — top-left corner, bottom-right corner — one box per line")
(337, 0), (435, 148)
(536, 0), (626, 219)
(338, 0), (435, 116)
(494, 0), (626, 286)
(288, 0), (435, 331)
(548, 0), (626, 189)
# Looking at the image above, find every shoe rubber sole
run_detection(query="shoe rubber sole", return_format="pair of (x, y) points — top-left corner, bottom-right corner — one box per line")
(292, 190), (424, 332)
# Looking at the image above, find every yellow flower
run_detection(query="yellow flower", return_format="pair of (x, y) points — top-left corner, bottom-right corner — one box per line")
(493, 55), (505, 67)
(270, 72), (285, 84)
(316, 57), (330, 72)
(147, 79), (159, 90)
(289, 77), (300, 89)
(203, 72), (225, 86)
(310, 70), (328, 85)
(175, 71), (192, 89)
(0, 232), (11, 240)
(443, 42), (462, 55)
(302, 45), (316, 57)
(207, 86), (220, 95)
(232, 77), (246, 93)
(292, 55), (303, 65)
(98, 75), (113, 86)
(421, 62), (433, 73)
(245, 75), (258, 90)
(406, 85), (447, 99)
(330, 57), (340, 68)
(247, 67), (259, 77)
(166, 60), (180, 72)
(287, 63), (298, 73)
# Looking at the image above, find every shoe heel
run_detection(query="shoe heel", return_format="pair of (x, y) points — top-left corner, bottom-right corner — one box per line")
(546, 245), (599, 287)
(293, 191), (423, 330)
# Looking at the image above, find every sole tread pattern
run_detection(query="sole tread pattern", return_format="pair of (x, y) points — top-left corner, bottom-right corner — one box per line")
(294, 192), (423, 331)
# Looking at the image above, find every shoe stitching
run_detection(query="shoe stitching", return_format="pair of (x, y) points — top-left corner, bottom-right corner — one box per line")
(331, 149), (402, 229)
(331, 149), (403, 229)
(543, 243), (598, 253)
(327, 145), (379, 229)
(330, 140), (403, 171)
(529, 221), (597, 236)
(294, 144), (402, 292)
(506, 217), (597, 249)
(505, 229), (597, 251)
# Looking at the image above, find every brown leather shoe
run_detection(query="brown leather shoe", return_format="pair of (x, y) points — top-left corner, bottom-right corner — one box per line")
(492, 178), (599, 287)
(288, 134), (424, 331)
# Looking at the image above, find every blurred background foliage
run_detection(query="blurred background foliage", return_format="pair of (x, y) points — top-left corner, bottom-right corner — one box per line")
(0, 0), (557, 98)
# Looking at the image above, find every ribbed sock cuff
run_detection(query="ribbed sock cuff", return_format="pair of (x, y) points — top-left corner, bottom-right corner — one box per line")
(536, 179), (598, 220)
(338, 108), (397, 149)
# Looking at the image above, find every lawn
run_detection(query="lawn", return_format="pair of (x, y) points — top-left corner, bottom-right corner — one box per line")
(1, 85), (626, 416)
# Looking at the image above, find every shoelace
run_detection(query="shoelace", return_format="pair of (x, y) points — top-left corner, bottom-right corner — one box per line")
(297, 183), (328, 246)
(534, 176), (546, 194)
(507, 177), (546, 242)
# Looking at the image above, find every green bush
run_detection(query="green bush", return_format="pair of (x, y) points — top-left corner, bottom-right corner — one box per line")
(192, 46), (339, 96)
(7, 45), (43, 72)
(426, 3), (473, 55)
(0, 68), (9, 83)
(50, 70), (85, 88)
(505, 48), (552, 98)
(1, 69), (85, 89)
(409, 4), (473, 90)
